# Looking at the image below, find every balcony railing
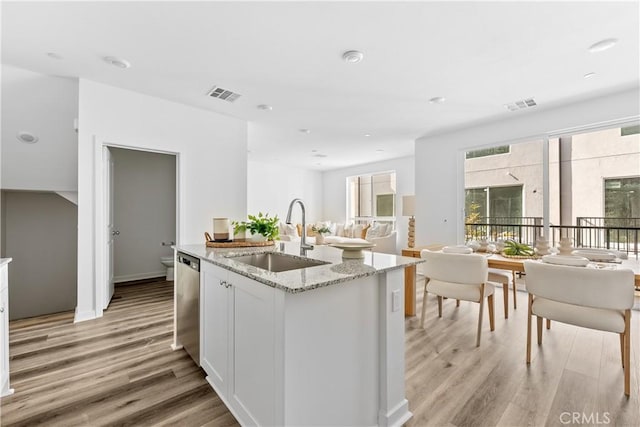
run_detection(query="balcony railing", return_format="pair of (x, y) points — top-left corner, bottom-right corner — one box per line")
(465, 217), (640, 258)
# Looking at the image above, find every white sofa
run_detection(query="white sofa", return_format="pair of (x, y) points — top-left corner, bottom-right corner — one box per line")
(279, 222), (397, 254)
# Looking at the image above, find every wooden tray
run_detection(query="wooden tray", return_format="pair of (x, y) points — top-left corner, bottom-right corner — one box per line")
(204, 232), (275, 248)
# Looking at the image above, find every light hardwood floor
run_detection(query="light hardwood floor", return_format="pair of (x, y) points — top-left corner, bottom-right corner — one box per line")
(1, 279), (638, 426)
(1, 280), (239, 427)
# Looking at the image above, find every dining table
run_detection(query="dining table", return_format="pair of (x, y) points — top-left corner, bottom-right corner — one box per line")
(402, 245), (640, 317)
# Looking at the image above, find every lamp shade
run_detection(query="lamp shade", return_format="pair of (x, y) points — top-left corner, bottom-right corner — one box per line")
(402, 195), (415, 217)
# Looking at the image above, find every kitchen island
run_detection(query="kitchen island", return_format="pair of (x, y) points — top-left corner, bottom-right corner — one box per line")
(173, 242), (423, 427)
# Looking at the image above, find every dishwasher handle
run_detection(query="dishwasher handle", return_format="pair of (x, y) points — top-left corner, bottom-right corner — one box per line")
(177, 252), (200, 272)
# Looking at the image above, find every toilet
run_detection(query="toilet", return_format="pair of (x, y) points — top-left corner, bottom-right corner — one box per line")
(160, 256), (175, 281)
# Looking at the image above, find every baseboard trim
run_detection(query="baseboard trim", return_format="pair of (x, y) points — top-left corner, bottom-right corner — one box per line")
(379, 399), (412, 427)
(114, 271), (166, 284)
(74, 307), (97, 323)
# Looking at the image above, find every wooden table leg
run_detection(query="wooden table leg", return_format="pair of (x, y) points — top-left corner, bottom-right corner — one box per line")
(404, 265), (416, 316)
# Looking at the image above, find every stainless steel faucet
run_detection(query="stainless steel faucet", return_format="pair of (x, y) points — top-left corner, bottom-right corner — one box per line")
(286, 198), (314, 256)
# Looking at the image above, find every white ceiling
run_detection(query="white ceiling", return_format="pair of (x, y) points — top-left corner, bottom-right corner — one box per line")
(2, 1), (639, 171)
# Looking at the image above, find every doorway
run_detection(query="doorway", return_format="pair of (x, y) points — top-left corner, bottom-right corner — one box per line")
(103, 146), (178, 309)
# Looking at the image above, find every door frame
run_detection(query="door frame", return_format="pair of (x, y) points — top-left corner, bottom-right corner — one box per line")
(93, 137), (180, 317)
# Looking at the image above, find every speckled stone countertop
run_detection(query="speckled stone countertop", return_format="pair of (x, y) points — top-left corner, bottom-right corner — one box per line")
(174, 242), (423, 294)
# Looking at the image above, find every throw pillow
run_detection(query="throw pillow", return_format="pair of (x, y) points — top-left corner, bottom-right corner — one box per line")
(279, 223), (297, 237)
(366, 223), (383, 240)
(335, 223), (345, 237)
(343, 223), (354, 238)
(361, 224), (371, 239)
(353, 224), (364, 239)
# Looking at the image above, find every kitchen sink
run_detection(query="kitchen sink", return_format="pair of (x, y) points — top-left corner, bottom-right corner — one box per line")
(230, 252), (329, 272)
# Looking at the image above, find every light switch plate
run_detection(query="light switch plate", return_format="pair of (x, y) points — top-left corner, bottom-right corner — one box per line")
(392, 289), (400, 312)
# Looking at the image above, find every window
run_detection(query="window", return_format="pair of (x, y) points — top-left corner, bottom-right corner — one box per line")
(621, 125), (640, 137)
(605, 177), (639, 220)
(465, 185), (523, 221)
(347, 171), (396, 224)
(465, 145), (510, 159)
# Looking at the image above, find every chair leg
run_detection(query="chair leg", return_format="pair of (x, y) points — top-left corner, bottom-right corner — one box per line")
(619, 333), (625, 368)
(476, 283), (486, 347)
(437, 296), (443, 318)
(420, 280), (429, 329)
(624, 309), (630, 397)
(512, 271), (517, 309)
(502, 283), (509, 319)
(456, 299), (460, 307)
(526, 294), (533, 364)
(546, 319), (551, 330)
(488, 293), (495, 331)
(537, 316), (543, 345)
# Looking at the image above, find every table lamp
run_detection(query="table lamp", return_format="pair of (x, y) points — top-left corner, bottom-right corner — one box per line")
(402, 195), (415, 248)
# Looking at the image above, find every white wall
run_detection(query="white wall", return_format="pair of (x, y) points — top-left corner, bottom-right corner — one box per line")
(322, 156), (415, 253)
(247, 160), (323, 225)
(111, 147), (176, 282)
(1, 65), (78, 191)
(77, 80), (247, 321)
(415, 88), (640, 246)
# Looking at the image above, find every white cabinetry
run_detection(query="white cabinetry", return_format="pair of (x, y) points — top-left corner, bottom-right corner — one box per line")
(1, 259), (13, 397)
(200, 259), (409, 427)
(200, 262), (229, 393)
(201, 262), (276, 426)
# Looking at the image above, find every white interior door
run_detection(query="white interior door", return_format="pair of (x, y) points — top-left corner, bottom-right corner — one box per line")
(104, 147), (115, 309)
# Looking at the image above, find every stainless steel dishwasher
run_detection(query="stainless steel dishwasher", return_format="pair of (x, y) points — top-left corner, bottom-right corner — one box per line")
(176, 252), (200, 365)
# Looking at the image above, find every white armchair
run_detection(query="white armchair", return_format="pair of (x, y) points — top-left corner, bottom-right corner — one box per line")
(369, 230), (397, 254)
(523, 261), (635, 396)
(420, 250), (495, 347)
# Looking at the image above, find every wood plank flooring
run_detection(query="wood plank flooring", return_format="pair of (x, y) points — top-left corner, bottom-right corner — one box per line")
(1, 278), (639, 426)
(0, 281), (239, 427)
(406, 282), (640, 427)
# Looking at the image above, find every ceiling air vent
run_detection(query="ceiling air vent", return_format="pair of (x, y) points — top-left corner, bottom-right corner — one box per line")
(504, 98), (537, 112)
(206, 86), (241, 103)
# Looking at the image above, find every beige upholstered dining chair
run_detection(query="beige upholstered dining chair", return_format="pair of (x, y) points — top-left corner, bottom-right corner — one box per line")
(420, 250), (495, 347)
(524, 261), (635, 396)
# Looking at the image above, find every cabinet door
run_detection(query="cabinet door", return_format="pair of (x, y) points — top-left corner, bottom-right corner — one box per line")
(200, 263), (229, 394)
(228, 272), (276, 426)
(1, 284), (8, 396)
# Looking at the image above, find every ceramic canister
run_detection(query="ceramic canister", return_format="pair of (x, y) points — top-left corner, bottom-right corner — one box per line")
(213, 218), (230, 241)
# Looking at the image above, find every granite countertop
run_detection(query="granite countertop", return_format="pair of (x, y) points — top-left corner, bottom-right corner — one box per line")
(174, 242), (423, 294)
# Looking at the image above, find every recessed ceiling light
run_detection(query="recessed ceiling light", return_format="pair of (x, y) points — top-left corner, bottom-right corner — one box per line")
(103, 56), (131, 69)
(588, 38), (618, 53)
(364, 133), (371, 137)
(46, 52), (63, 59)
(257, 104), (273, 111)
(16, 131), (39, 144)
(311, 149), (318, 153)
(375, 149), (385, 153)
(342, 50), (364, 63)
(299, 129), (311, 134)
(583, 72), (596, 79)
(312, 153), (328, 158)
(429, 96), (446, 104)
